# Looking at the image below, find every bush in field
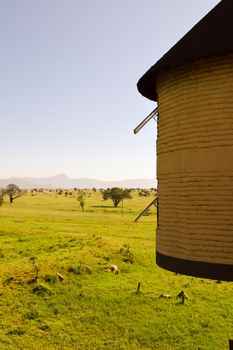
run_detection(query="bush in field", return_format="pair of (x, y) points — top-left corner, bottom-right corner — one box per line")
(102, 187), (132, 207)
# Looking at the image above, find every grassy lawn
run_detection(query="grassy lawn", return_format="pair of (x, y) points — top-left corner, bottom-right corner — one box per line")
(0, 190), (232, 350)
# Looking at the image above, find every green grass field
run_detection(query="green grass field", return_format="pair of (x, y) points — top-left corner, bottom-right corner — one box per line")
(0, 190), (232, 350)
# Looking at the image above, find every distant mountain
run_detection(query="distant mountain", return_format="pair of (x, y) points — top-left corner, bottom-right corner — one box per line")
(0, 174), (156, 189)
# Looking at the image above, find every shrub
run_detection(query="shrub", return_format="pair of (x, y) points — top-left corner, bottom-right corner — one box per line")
(119, 245), (134, 264)
(23, 311), (40, 320)
(67, 263), (92, 275)
(32, 284), (52, 296)
(7, 327), (26, 336)
(67, 265), (82, 275)
(0, 193), (3, 206)
(138, 189), (150, 197)
(43, 274), (57, 284)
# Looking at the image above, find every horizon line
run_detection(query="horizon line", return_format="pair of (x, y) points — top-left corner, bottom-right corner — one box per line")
(0, 174), (155, 182)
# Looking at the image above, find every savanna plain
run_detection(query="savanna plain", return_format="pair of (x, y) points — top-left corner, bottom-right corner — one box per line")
(0, 190), (232, 350)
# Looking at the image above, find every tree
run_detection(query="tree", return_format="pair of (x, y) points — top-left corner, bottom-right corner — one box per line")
(138, 189), (150, 197)
(102, 187), (132, 207)
(3, 184), (25, 203)
(0, 192), (3, 206)
(77, 191), (86, 212)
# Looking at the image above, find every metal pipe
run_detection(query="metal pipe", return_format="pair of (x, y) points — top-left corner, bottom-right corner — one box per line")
(134, 197), (158, 222)
(133, 107), (158, 134)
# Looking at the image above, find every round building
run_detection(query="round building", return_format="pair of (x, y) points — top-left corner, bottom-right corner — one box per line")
(137, 0), (233, 280)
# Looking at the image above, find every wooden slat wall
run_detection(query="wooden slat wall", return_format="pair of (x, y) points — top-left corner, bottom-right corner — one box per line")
(156, 53), (233, 265)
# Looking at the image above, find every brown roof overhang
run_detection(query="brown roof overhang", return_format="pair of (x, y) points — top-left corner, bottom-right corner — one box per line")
(137, 0), (233, 102)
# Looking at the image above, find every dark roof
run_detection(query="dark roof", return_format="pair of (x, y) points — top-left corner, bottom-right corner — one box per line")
(137, 0), (233, 101)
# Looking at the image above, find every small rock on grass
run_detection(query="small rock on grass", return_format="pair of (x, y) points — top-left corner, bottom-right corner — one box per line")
(104, 264), (118, 274)
(56, 273), (64, 282)
(159, 294), (172, 299)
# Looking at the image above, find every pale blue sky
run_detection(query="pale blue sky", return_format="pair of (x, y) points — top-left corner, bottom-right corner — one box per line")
(0, 0), (220, 180)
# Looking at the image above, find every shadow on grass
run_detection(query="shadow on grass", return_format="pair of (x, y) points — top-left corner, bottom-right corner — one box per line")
(91, 205), (116, 208)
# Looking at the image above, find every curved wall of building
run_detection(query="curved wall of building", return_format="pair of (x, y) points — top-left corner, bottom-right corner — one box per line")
(156, 53), (233, 279)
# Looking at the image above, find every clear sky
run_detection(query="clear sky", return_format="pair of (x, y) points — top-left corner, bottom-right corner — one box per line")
(0, 0), (220, 180)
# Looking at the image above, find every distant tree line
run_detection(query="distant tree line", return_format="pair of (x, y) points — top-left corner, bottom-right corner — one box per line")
(0, 185), (156, 209)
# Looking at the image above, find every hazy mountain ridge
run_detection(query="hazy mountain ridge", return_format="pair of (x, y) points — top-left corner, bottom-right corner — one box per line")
(0, 174), (155, 189)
